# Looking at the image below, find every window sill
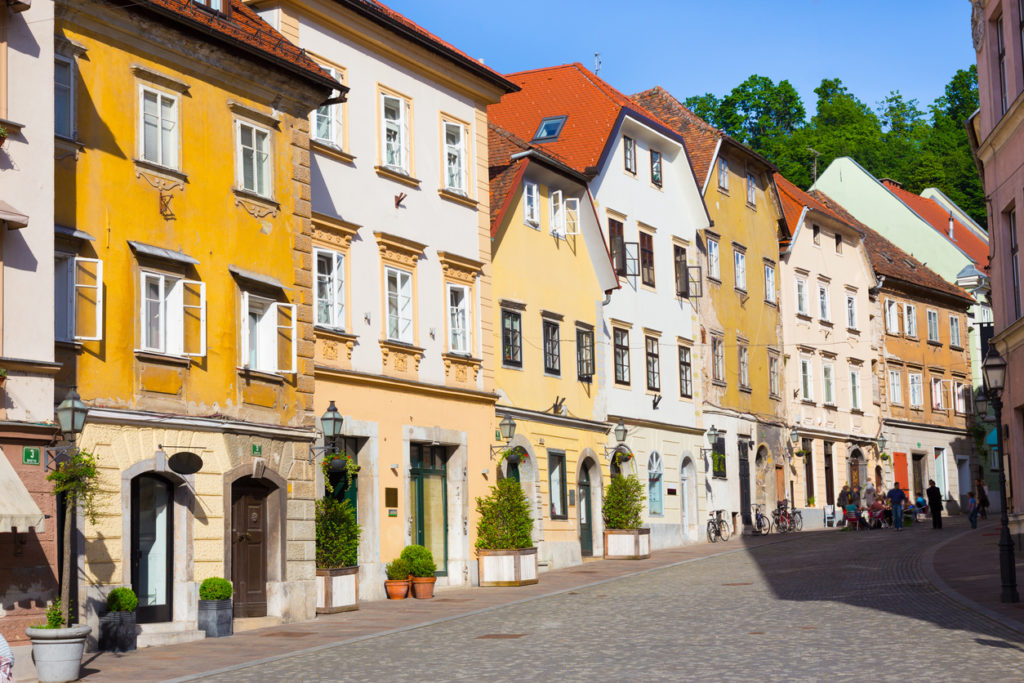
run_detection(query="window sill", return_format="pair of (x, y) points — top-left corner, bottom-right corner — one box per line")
(237, 366), (285, 384)
(136, 350), (191, 367)
(717, 186), (730, 196)
(312, 140), (356, 165)
(847, 327), (860, 335)
(851, 408), (864, 415)
(764, 299), (777, 308)
(746, 201), (756, 211)
(712, 379), (727, 387)
(375, 165), (421, 188)
(641, 282), (657, 293)
(950, 344), (964, 351)
(819, 319), (833, 328)
(502, 361), (523, 370)
(55, 135), (84, 155)
(614, 380), (631, 387)
(315, 326), (358, 343)
(801, 399), (816, 406)
(796, 313), (812, 322)
(707, 276), (722, 285)
(823, 402), (837, 410)
(233, 187), (278, 210)
(524, 220), (540, 231)
(651, 182), (663, 191)
(734, 287), (748, 296)
(769, 393), (780, 401)
(712, 475), (728, 481)
(380, 339), (425, 355)
(438, 188), (477, 208)
(927, 339), (943, 347)
(134, 158), (188, 184)
(739, 386), (752, 394)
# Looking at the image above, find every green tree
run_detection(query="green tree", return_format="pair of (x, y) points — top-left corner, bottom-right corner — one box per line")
(717, 75), (805, 153)
(682, 92), (723, 128)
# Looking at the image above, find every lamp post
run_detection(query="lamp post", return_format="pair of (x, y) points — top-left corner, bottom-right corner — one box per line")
(706, 424), (719, 447)
(983, 351), (1019, 603)
(55, 386), (88, 444)
(499, 414), (517, 443)
(320, 400), (344, 454)
(614, 418), (627, 445)
(876, 435), (887, 455)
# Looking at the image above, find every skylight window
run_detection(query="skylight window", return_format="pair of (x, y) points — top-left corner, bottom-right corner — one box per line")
(533, 116), (567, 142)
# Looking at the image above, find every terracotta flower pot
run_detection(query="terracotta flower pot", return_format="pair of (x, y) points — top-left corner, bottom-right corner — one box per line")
(411, 576), (436, 599)
(385, 579), (409, 599)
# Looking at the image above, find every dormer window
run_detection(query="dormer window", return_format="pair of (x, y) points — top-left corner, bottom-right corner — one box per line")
(193, 0), (228, 14)
(533, 116), (566, 142)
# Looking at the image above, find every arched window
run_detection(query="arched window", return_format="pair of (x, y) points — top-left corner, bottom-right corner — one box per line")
(648, 452), (663, 515)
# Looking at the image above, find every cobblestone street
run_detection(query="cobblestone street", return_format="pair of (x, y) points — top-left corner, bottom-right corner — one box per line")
(173, 518), (1024, 682)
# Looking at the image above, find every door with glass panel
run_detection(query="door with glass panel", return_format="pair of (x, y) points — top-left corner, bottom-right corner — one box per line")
(131, 474), (174, 623)
(578, 465), (593, 557)
(410, 444), (447, 576)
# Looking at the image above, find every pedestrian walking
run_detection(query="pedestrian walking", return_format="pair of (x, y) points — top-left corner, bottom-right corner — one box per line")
(976, 479), (990, 520)
(837, 485), (850, 526)
(926, 480), (943, 529)
(966, 491), (980, 529)
(887, 482), (907, 531)
(851, 485), (862, 507)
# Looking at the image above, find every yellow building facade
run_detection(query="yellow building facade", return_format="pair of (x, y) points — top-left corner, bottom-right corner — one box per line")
(54, 0), (336, 643)
(489, 125), (619, 568)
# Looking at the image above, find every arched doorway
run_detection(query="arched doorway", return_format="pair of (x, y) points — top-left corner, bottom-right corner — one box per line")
(231, 476), (275, 618)
(500, 446), (527, 483)
(754, 446), (770, 508)
(875, 465), (884, 490)
(611, 445), (634, 477)
(577, 456), (601, 556)
(849, 449), (865, 491)
(680, 456), (696, 541)
(131, 473), (175, 623)
(647, 452), (663, 516)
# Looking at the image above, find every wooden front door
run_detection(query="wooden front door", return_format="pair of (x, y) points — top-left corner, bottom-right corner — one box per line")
(775, 466), (785, 505)
(579, 466), (592, 557)
(893, 453), (909, 495)
(231, 482), (268, 618)
(738, 440), (752, 529)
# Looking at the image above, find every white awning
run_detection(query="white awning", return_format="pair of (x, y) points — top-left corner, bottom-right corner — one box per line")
(0, 200), (29, 229)
(0, 450), (45, 533)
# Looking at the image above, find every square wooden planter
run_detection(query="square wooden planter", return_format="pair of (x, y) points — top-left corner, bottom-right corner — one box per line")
(316, 565), (359, 614)
(603, 528), (651, 559)
(478, 547), (539, 587)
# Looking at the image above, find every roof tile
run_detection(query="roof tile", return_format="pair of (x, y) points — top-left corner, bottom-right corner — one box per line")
(631, 86), (721, 187)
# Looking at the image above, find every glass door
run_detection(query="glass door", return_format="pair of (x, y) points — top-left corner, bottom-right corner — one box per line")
(410, 444), (447, 576)
(579, 465), (592, 556)
(132, 474), (173, 623)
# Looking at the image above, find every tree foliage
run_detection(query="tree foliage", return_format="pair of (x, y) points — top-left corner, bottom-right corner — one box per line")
(475, 478), (534, 551)
(602, 474), (645, 530)
(684, 66), (984, 226)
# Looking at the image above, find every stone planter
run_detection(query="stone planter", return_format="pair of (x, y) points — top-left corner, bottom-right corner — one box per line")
(477, 547), (538, 587)
(197, 598), (232, 638)
(315, 566), (359, 614)
(98, 610), (137, 652)
(25, 624), (91, 683)
(410, 576), (436, 599)
(603, 528), (651, 559)
(384, 579), (410, 599)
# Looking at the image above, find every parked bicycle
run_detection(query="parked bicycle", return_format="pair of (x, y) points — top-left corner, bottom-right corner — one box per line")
(772, 500), (794, 533)
(751, 504), (771, 536)
(706, 509), (731, 543)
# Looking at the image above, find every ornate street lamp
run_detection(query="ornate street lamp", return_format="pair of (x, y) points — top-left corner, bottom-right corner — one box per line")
(790, 427), (800, 446)
(321, 401), (344, 452)
(498, 414), (517, 442)
(876, 435), (887, 454)
(706, 424), (719, 446)
(614, 418), (628, 445)
(983, 350), (1019, 603)
(55, 386), (88, 440)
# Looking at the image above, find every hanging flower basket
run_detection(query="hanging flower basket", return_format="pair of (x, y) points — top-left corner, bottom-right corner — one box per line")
(496, 447), (528, 468)
(322, 451), (359, 494)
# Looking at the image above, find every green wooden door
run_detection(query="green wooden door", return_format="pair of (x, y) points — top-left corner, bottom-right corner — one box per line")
(410, 444), (447, 576)
(579, 466), (593, 556)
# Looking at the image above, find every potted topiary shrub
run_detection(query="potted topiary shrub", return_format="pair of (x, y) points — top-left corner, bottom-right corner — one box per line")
(475, 478), (537, 587)
(27, 448), (98, 683)
(384, 558), (411, 600)
(315, 497), (361, 614)
(98, 587), (138, 652)
(602, 474), (649, 559)
(197, 577), (233, 638)
(401, 545), (437, 599)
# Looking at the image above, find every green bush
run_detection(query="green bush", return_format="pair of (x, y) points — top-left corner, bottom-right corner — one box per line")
(106, 587), (139, 613)
(40, 600), (64, 629)
(400, 544), (437, 577)
(315, 497), (361, 569)
(602, 474), (645, 530)
(475, 478), (533, 551)
(385, 557), (411, 580)
(199, 577), (233, 601)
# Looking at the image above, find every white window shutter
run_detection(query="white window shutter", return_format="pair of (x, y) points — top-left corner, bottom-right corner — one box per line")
(564, 197), (580, 235)
(182, 279), (206, 357)
(401, 100), (410, 171)
(274, 302), (297, 374)
(550, 190), (563, 235)
(73, 257), (103, 341)
(379, 93), (387, 164)
(334, 252), (345, 327)
(241, 290), (250, 368)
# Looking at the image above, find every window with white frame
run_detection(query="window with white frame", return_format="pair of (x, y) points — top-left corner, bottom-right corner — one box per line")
(734, 249), (747, 291)
(950, 315), (962, 347)
(679, 345), (693, 398)
(236, 121), (271, 197)
(139, 272), (206, 357)
(447, 283), (471, 354)
(955, 381), (970, 414)
(885, 300), (900, 333)
(523, 181), (539, 225)
(444, 121), (467, 193)
(904, 303), (918, 337)
(140, 87), (178, 168)
(818, 282), (831, 321)
(909, 372), (924, 407)
(54, 255), (104, 342)
(648, 452), (663, 515)
(55, 56), (74, 138)
(769, 352), (780, 398)
(796, 277), (809, 315)
(543, 319), (561, 375)
(712, 336), (725, 382)
(385, 267), (413, 343)
(926, 309), (940, 342)
(241, 292), (296, 373)
(746, 172), (756, 205)
(548, 192), (579, 237)
(707, 237), (720, 280)
(850, 368), (861, 410)
(846, 293), (857, 329)
(931, 377), (946, 410)
(312, 66), (344, 147)
(889, 369), (903, 404)
(764, 263), (776, 303)
(645, 336), (660, 391)
(314, 248), (344, 330)
(614, 327), (630, 385)
(800, 357), (814, 401)
(577, 326), (595, 381)
(623, 135), (636, 173)
(381, 93), (409, 172)
(718, 158), (729, 190)
(738, 344), (750, 389)
(822, 362), (835, 406)
(650, 150), (662, 187)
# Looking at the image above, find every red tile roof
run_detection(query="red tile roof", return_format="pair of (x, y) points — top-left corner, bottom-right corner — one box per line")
(488, 63), (677, 175)
(135, 0), (339, 90)
(809, 190), (975, 305)
(774, 173), (847, 228)
(879, 179), (989, 268)
(488, 125), (530, 236)
(631, 86), (722, 188)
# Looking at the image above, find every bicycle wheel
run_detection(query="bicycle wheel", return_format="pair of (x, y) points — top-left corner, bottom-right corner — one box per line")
(793, 512), (804, 532)
(718, 519), (731, 542)
(707, 520), (718, 543)
(759, 516), (771, 535)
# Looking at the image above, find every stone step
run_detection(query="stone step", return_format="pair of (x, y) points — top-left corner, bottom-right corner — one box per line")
(233, 615), (283, 633)
(137, 622), (206, 649)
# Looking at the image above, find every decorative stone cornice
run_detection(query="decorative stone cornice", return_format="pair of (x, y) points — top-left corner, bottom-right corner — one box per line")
(312, 212), (360, 250)
(379, 339), (425, 376)
(375, 231), (426, 267)
(443, 353), (482, 386)
(437, 251), (484, 284)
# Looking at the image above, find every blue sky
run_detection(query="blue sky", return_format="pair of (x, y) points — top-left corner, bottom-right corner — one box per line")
(383, 0), (976, 117)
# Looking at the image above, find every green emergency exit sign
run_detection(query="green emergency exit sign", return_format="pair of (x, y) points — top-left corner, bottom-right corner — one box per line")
(23, 447), (40, 466)
(252, 444), (262, 457)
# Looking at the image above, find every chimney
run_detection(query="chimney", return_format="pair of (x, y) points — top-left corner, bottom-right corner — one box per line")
(948, 212), (955, 239)
(881, 178), (902, 190)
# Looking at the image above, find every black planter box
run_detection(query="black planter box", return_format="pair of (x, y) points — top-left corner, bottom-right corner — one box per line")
(98, 611), (137, 652)
(198, 599), (233, 638)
